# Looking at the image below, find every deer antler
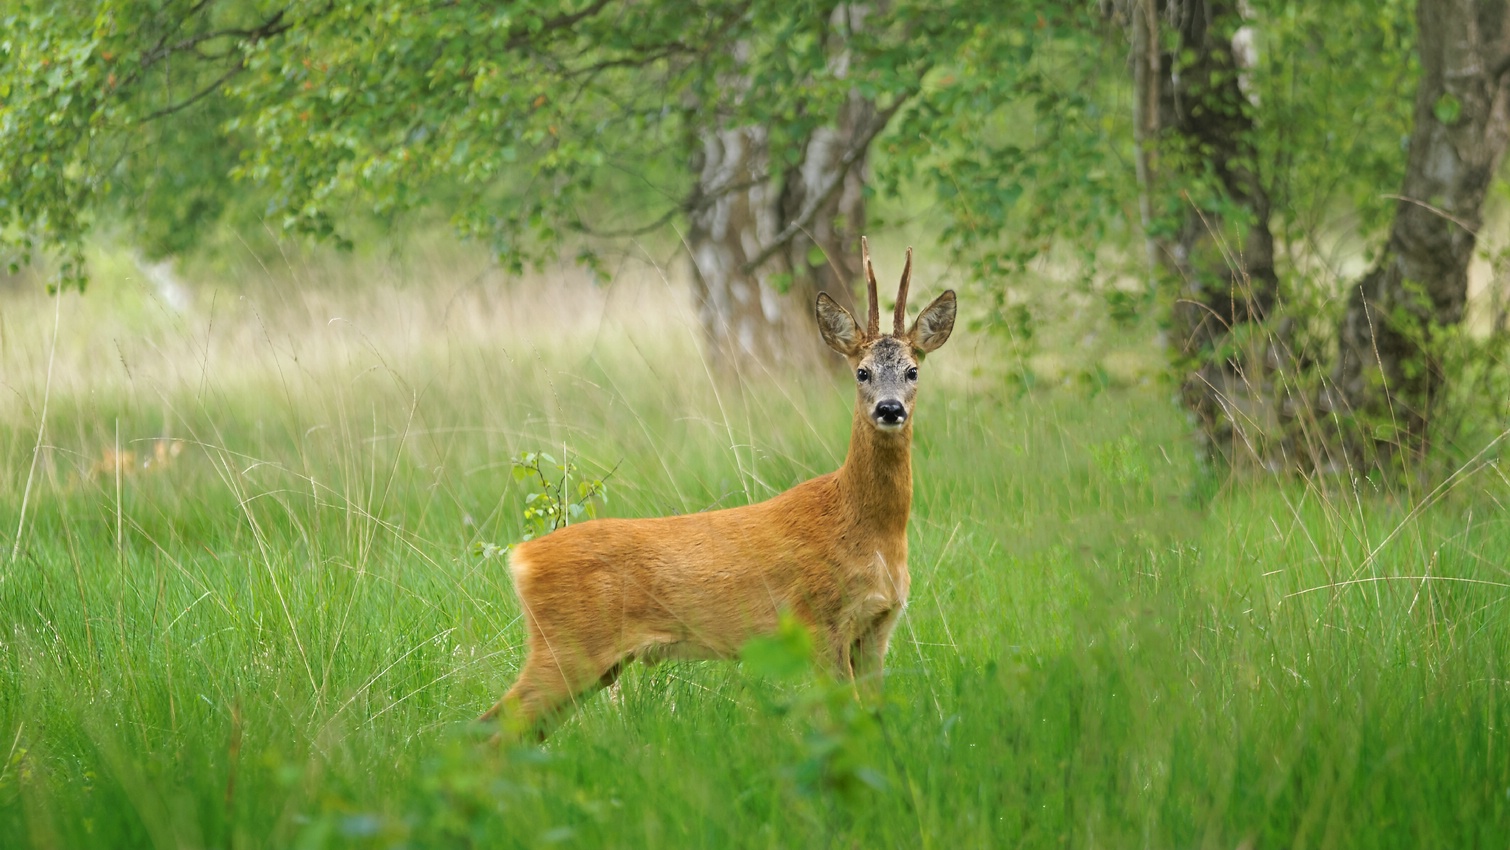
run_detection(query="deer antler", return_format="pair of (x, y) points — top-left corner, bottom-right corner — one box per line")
(893, 247), (913, 336)
(862, 236), (881, 338)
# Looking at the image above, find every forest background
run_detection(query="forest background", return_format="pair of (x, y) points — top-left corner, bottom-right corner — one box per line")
(2, 1), (1509, 846)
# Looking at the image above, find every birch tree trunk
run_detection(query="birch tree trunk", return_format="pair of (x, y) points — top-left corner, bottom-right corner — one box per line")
(1166, 10), (1280, 465)
(1328, 0), (1510, 464)
(685, 8), (872, 372)
(687, 125), (799, 371)
(1123, 0), (1280, 462)
(780, 87), (872, 332)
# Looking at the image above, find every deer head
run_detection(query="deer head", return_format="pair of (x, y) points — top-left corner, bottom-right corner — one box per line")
(815, 238), (957, 433)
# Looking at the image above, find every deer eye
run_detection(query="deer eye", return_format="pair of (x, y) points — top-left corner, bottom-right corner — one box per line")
(856, 367), (871, 383)
(906, 367), (918, 382)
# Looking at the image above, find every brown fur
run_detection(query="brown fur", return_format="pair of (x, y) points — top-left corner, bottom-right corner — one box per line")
(88, 439), (185, 479)
(483, 240), (957, 740)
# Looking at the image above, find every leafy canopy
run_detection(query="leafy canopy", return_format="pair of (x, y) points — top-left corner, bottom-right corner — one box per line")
(1, 0), (1416, 297)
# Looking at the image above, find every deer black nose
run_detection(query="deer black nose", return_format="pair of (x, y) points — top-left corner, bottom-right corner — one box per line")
(874, 400), (906, 425)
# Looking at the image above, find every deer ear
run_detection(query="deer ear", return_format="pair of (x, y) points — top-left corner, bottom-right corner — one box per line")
(908, 290), (956, 353)
(816, 292), (863, 356)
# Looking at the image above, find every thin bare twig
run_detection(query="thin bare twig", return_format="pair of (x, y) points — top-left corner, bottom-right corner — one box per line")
(1381, 193), (1478, 234)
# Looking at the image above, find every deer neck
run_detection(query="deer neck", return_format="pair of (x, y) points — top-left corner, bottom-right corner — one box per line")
(837, 405), (912, 534)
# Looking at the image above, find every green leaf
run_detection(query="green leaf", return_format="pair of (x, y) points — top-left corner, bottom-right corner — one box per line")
(741, 614), (813, 681)
(1433, 92), (1462, 126)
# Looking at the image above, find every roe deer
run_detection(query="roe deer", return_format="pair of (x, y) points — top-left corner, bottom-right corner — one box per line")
(482, 238), (956, 739)
(88, 438), (186, 479)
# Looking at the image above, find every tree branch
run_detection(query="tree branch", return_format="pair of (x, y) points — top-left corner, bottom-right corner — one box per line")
(129, 6), (309, 124)
(138, 10), (289, 68)
(571, 204), (681, 238)
(139, 62), (245, 122)
(502, 0), (615, 51)
(740, 88), (919, 273)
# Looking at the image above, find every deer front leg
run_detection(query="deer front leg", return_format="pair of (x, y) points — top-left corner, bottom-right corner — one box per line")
(850, 608), (902, 701)
(823, 626), (855, 681)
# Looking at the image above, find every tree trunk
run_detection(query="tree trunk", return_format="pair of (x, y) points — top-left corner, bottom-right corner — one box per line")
(1126, 0), (1280, 462)
(1129, 0), (1161, 287)
(687, 125), (801, 370)
(1329, 0), (1510, 465)
(686, 8), (871, 372)
(779, 86), (872, 332)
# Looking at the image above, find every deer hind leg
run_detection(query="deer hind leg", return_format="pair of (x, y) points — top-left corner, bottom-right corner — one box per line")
(482, 630), (625, 743)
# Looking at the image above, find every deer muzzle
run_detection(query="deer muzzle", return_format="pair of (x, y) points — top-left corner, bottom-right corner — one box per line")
(873, 400), (907, 429)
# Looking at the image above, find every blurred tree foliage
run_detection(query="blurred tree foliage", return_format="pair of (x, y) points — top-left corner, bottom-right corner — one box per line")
(2, 0), (1505, 469)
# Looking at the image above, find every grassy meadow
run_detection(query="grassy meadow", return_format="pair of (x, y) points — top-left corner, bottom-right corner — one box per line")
(1, 239), (1508, 848)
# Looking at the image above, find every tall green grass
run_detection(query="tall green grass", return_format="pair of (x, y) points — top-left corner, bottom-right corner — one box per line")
(1, 245), (1507, 847)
